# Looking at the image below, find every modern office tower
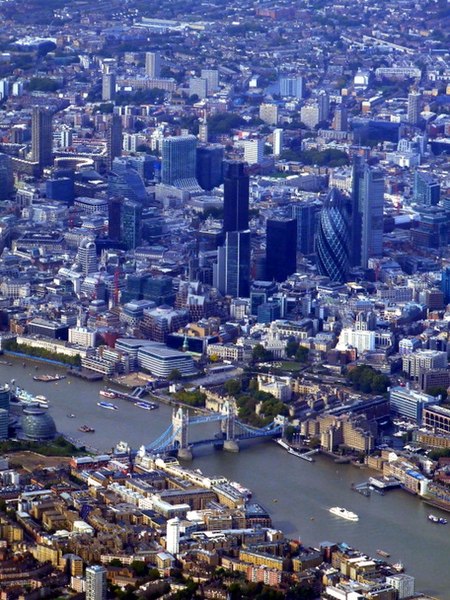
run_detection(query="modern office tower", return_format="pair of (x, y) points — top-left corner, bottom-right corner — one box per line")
(102, 72), (116, 101)
(31, 106), (53, 168)
(223, 161), (249, 233)
(273, 128), (283, 156)
(259, 103), (278, 125)
(360, 167), (384, 268)
(317, 90), (330, 122)
(243, 138), (264, 165)
(161, 135), (197, 186)
(196, 145), (224, 191)
(60, 126), (73, 148)
(198, 122), (208, 143)
(145, 51), (161, 78)
(108, 165), (147, 203)
(407, 90), (421, 125)
(0, 384), (10, 412)
(279, 75), (303, 99)
(316, 188), (350, 282)
(0, 409), (7, 441)
(266, 218), (297, 282)
(121, 200), (142, 249)
(215, 230), (251, 297)
(414, 171), (440, 206)
(85, 565), (107, 600)
(201, 69), (219, 93)
(77, 238), (97, 275)
(442, 267), (450, 304)
(412, 207), (449, 249)
(46, 177), (74, 204)
(106, 114), (122, 170)
(108, 196), (122, 241)
(0, 153), (14, 200)
(189, 77), (208, 99)
(0, 79), (9, 100)
(333, 105), (348, 131)
(300, 104), (320, 129)
(289, 200), (320, 255)
(166, 517), (180, 555)
(349, 156), (364, 267)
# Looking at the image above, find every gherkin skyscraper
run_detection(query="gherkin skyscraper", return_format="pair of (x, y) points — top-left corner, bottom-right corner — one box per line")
(316, 188), (350, 283)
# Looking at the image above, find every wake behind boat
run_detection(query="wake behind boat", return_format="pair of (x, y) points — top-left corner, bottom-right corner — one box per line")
(329, 506), (359, 521)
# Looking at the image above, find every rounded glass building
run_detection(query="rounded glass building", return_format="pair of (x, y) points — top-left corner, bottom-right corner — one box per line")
(21, 407), (57, 441)
(316, 188), (350, 283)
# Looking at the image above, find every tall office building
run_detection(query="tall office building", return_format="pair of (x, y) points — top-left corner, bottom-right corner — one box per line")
(316, 188), (350, 282)
(360, 166), (384, 268)
(266, 218), (297, 282)
(166, 517), (181, 555)
(85, 565), (107, 600)
(317, 90), (330, 123)
(289, 200), (320, 255)
(273, 128), (283, 156)
(414, 171), (440, 206)
(0, 153), (14, 200)
(333, 105), (348, 131)
(349, 156), (364, 267)
(244, 138), (264, 165)
(161, 135), (197, 187)
(215, 230), (251, 297)
(60, 126), (73, 148)
(442, 267), (450, 305)
(259, 103), (278, 125)
(196, 145), (224, 191)
(108, 196), (122, 241)
(407, 91), (421, 126)
(106, 114), (122, 170)
(223, 161), (249, 233)
(145, 51), (161, 78)
(31, 106), (53, 168)
(102, 72), (116, 101)
(0, 409), (8, 441)
(189, 77), (208, 99)
(0, 385), (10, 412)
(279, 76), (303, 99)
(121, 200), (142, 249)
(201, 69), (219, 93)
(77, 239), (97, 275)
(108, 164), (147, 203)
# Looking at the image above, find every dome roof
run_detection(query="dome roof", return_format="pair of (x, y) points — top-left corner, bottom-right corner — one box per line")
(21, 407), (57, 441)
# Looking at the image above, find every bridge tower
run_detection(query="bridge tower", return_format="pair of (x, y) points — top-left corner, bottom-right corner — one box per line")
(222, 401), (239, 453)
(172, 407), (193, 460)
(274, 414), (288, 439)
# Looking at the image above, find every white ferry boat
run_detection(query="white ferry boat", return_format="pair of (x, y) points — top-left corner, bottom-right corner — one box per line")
(329, 506), (359, 521)
(97, 401), (118, 410)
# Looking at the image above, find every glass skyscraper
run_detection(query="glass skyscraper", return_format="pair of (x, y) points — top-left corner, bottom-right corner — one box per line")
(121, 200), (142, 250)
(316, 188), (350, 282)
(161, 135), (197, 186)
(215, 230), (251, 298)
(223, 161), (249, 233)
(266, 218), (297, 282)
(289, 200), (320, 255)
(31, 106), (53, 168)
(196, 145), (224, 191)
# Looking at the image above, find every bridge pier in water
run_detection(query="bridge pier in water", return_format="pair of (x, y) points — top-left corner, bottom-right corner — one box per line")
(172, 407), (193, 461)
(222, 401), (239, 453)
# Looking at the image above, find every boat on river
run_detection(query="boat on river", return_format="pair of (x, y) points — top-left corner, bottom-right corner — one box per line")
(97, 401), (118, 410)
(329, 506), (359, 521)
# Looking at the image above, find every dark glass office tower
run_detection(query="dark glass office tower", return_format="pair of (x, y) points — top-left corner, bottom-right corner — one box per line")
(223, 161), (249, 233)
(108, 196), (122, 241)
(349, 155), (364, 268)
(289, 200), (320, 255)
(316, 188), (350, 283)
(196, 145), (224, 191)
(106, 114), (122, 171)
(265, 218), (297, 282)
(32, 106), (53, 168)
(121, 200), (142, 249)
(215, 230), (250, 297)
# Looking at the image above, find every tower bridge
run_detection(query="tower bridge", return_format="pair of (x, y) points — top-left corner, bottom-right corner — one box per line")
(144, 401), (286, 460)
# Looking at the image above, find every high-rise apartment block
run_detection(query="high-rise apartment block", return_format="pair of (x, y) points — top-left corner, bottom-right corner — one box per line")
(145, 51), (161, 78)
(32, 106), (53, 168)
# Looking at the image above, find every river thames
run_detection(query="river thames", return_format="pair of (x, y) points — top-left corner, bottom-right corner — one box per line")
(2, 357), (450, 599)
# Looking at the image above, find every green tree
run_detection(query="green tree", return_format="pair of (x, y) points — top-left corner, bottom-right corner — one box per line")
(224, 379), (242, 397)
(168, 369), (182, 382)
(295, 346), (309, 363)
(286, 340), (299, 358)
(130, 560), (148, 577)
(252, 344), (273, 363)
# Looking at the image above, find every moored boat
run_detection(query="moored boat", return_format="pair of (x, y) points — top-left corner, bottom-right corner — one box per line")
(79, 424), (95, 433)
(377, 549), (390, 558)
(99, 389), (117, 399)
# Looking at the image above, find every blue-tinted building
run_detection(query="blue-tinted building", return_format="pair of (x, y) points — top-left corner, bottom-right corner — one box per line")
(196, 145), (224, 191)
(121, 200), (142, 250)
(289, 200), (320, 255)
(108, 166), (147, 204)
(441, 267), (450, 304)
(414, 171), (440, 207)
(257, 301), (281, 324)
(316, 188), (350, 282)
(161, 135), (197, 187)
(266, 218), (297, 282)
(46, 177), (75, 204)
